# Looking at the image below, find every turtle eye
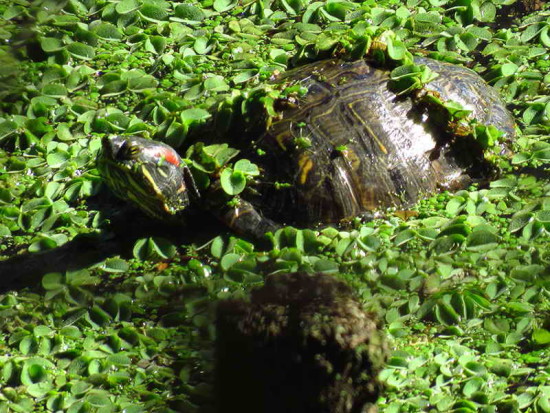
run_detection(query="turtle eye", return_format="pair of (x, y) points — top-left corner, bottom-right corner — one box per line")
(116, 140), (139, 160)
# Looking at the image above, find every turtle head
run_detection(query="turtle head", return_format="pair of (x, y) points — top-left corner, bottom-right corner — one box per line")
(98, 136), (196, 220)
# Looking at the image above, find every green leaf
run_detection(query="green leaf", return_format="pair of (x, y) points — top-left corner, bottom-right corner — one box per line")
(21, 358), (54, 386)
(100, 79), (128, 96)
(315, 32), (338, 51)
(70, 380), (93, 395)
(41, 37), (64, 52)
(435, 300), (460, 325)
(466, 230), (499, 250)
(87, 390), (114, 408)
(464, 361), (487, 377)
(3, 5), (24, 20)
(174, 4), (205, 21)
(193, 36), (210, 54)
(509, 212), (533, 232)
(60, 326), (82, 339)
(220, 168), (246, 195)
(101, 257), (129, 273)
(93, 22), (123, 40)
(180, 108), (211, 125)
(394, 229), (416, 246)
(133, 237), (175, 260)
(42, 272), (64, 291)
(27, 382), (54, 398)
(521, 22), (544, 43)
(533, 148), (550, 161)
(220, 253), (241, 271)
(313, 259), (339, 273)
(204, 75), (230, 92)
(431, 234), (466, 253)
(478, 1), (496, 22)
(501, 62), (518, 77)
(151, 237), (176, 259)
(29, 237), (58, 253)
(46, 150), (70, 168)
(536, 210), (550, 224)
(462, 377), (483, 397)
(67, 42), (96, 60)
(532, 329), (550, 346)
(213, 0), (236, 12)
(116, 0), (142, 14)
(439, 223), (470, 238)
(210, 236), (225, 259)
(0, 224), (11, 237)
(446, 197), (465, 214)
(387, 37), (407, 60)
(33, 326), (53, 337)
(234, 159), (260, 176)
(0, 120), (18, 139)
(145, 36), (166, 54)
(233, 70), (258, 84)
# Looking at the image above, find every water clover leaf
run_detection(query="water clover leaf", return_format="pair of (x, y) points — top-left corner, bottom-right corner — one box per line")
(466, 229), (499, 251)
(206, 144), (239, 168)
(42, 272), (64, 292)
(210, 236), (225, 259)
(174, 4), (206, 22)
(100, 79), (127, 97)
(532, 329), (550, 346)
(474, 125), (504, 148)
(86, 390), (114, 408)
(42, 83), (67, 98)
(509, 212), (533, 233)
(180, 108), (211, 128)
(220, 168), (247, 195)
(29, 234), (68, 253)
(144, 36), (166, 54)
(92, 22), (123, 40)
(100, 257), (130, 273)
(66, 42), (95, 60)
(386, 36), (407, 60)
(21, 358), (54, 386)
(27, 382), (54, 398)
(33, 326), (53, 337)
(313, 258), (339, 273)
(123, 70), (158, 92)
(132, 237), (176, 260)
(435, 298), (461, 325)
(390, 64), (438, 95)
(232, 70), (258, 84)
(116, 0), (142, 14)
(193, 36), (211, 55)
(394, 229), (416, 246)
(213, 0), (236, 13)
(40, 37), (64, 53)
(0, 120), (18, 140)
(234, 159), (260, 176)
(204, 76), (230, 92)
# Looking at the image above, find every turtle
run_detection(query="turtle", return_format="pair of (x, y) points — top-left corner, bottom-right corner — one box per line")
(98, 57), (515, 240)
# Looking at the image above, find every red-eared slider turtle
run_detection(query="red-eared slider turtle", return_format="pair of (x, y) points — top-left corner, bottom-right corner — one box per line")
(98, 57), (515, 239)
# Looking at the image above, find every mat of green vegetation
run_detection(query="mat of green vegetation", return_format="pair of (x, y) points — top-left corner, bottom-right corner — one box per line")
(0, 0), (549, 411)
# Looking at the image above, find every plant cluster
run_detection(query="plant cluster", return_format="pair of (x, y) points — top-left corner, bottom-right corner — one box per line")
(0, 0), (549, 411)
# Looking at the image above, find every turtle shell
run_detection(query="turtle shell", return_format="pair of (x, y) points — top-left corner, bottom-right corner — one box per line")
(247, 57), (515, 226)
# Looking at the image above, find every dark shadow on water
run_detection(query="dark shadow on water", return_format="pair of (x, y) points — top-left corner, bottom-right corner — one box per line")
(0, 192), (225, 294)
(515, 165), (550, 181)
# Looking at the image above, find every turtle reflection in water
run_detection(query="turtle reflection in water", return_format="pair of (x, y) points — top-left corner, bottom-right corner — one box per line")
(98, 57), (515, 239)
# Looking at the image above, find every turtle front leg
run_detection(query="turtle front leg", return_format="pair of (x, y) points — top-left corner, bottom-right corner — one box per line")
(213, 198), (280, 240)
(202, 184), (280, 240)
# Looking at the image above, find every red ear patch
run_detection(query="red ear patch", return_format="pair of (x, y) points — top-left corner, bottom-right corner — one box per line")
(158, 147), (181, 166)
